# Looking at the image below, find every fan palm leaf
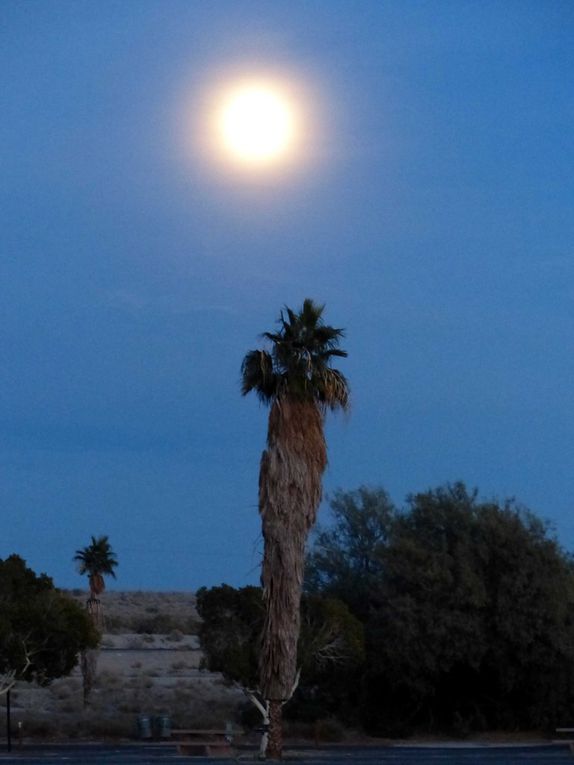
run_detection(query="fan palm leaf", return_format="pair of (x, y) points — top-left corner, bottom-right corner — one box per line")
(74, 535), (118, 598)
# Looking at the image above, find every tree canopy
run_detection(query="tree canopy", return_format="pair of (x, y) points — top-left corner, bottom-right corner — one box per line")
(306, 486), (395, 620)
(196, 584), (262, 690)
(196, 584), (364, 717)
(0, 555), (98, 692)
(306, 482), (574, 735)
(241, 298), (349, 411)
(74, 534), (118, 598)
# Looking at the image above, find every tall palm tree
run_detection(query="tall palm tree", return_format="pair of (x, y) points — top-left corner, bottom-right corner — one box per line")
(74, 534), (118, 600)
(242, 299), (349, 758)
(74, 535), (118, 706)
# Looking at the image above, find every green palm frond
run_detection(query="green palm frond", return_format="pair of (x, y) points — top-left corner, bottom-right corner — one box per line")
(74, 535), (118, 579)
(315, 368), (350, 411)
(300, 298), (324, 326)
(241, 299), (349, 410)
(241, 350), (277, 403)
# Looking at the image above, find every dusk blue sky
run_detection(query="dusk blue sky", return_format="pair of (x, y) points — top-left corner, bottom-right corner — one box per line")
(1, 1), (572, 591)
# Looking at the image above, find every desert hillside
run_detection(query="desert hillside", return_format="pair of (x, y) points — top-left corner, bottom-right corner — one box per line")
(5, 591), (244, 739)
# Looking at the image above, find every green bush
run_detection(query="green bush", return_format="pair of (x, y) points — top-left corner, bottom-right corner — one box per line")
(314, 718), (345, 742)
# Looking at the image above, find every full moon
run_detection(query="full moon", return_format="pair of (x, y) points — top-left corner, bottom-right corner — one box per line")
(216, 82), (296, 166)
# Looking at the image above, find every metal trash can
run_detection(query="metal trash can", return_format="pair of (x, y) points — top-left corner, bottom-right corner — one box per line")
(155, 715), (171, 739)
(137, 714), (152, 740)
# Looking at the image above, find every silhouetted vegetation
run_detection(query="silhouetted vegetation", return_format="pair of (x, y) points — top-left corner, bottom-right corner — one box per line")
(305, 482), (574, 736)
(0, 555), (98, 690)
(74, 535), (118, 599)
(196, 584), (364, 732)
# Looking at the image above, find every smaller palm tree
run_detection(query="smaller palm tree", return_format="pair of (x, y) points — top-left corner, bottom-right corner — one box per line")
(74, 535), (117, 706)
(74, 535), (118, 600)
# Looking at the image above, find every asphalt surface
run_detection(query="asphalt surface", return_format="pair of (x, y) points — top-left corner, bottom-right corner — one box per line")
(0, 744), (573, 764)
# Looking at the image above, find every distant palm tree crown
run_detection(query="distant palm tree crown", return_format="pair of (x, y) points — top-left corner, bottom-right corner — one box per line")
(241, 298), (349, 411)
(74, 535), (118, 597)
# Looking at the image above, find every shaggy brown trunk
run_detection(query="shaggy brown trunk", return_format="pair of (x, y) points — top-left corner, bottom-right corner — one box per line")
(89, 573), (105, 599)
(259, 397), (327, 758)
(267, 700), (283, 760)
(81, 649), (98, 706)
(81, 596), (103, 706)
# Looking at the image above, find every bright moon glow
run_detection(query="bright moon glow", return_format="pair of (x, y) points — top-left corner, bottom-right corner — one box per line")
(217, 83), (296, 165)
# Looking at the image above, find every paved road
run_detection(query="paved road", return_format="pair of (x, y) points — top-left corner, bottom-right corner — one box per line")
(0, 744), (573, 764)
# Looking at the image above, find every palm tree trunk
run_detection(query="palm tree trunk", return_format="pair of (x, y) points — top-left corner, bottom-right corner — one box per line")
(266, 700), (283, 760)
(81, 597), (102, 706)
(259, 398), (327, 758)
(81, 649), (98, 707)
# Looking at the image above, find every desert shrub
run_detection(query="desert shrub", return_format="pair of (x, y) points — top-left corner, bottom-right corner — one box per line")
(104, 615), (127, 633)
(282, 720), (314, 740)
(21, 719), (53, 738)
(119, 702), (141, 714)
(132, 615), (179, 634)
(314, 718), (345, 742)
(83, 716), (133, 738)
(237, 700), (264, 731)
(59, 702), (78, 714)
(49, 678), (78, 699)
(183, 707), (230, 729)
(53, 687), (73, 701)
(104, 609), (200, 636)
(96, 671), (121, 688)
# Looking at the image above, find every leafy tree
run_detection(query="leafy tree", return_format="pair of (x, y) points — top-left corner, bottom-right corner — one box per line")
(290, 595), (365, 724)
(307, 482), (574, 735)
(299, 595), (364, 673)
(0, 555), (98, 695)
(196, 585), (262, 690)
(241, 299), (349, 758)
(74, 535), (118, 600)
(306, 486), (396, 620)
(196, 585), (363, 753)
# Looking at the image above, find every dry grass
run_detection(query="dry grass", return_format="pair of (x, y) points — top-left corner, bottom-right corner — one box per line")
(68, 590), (202, 634)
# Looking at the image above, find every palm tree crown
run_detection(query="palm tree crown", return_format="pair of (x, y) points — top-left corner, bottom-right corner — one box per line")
(74, 535), (118, 597)
(241, 298), (349, 411)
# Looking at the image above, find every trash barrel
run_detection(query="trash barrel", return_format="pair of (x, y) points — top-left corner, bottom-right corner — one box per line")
(137, 714), (152, 740)
(155, 715), (171, 739)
